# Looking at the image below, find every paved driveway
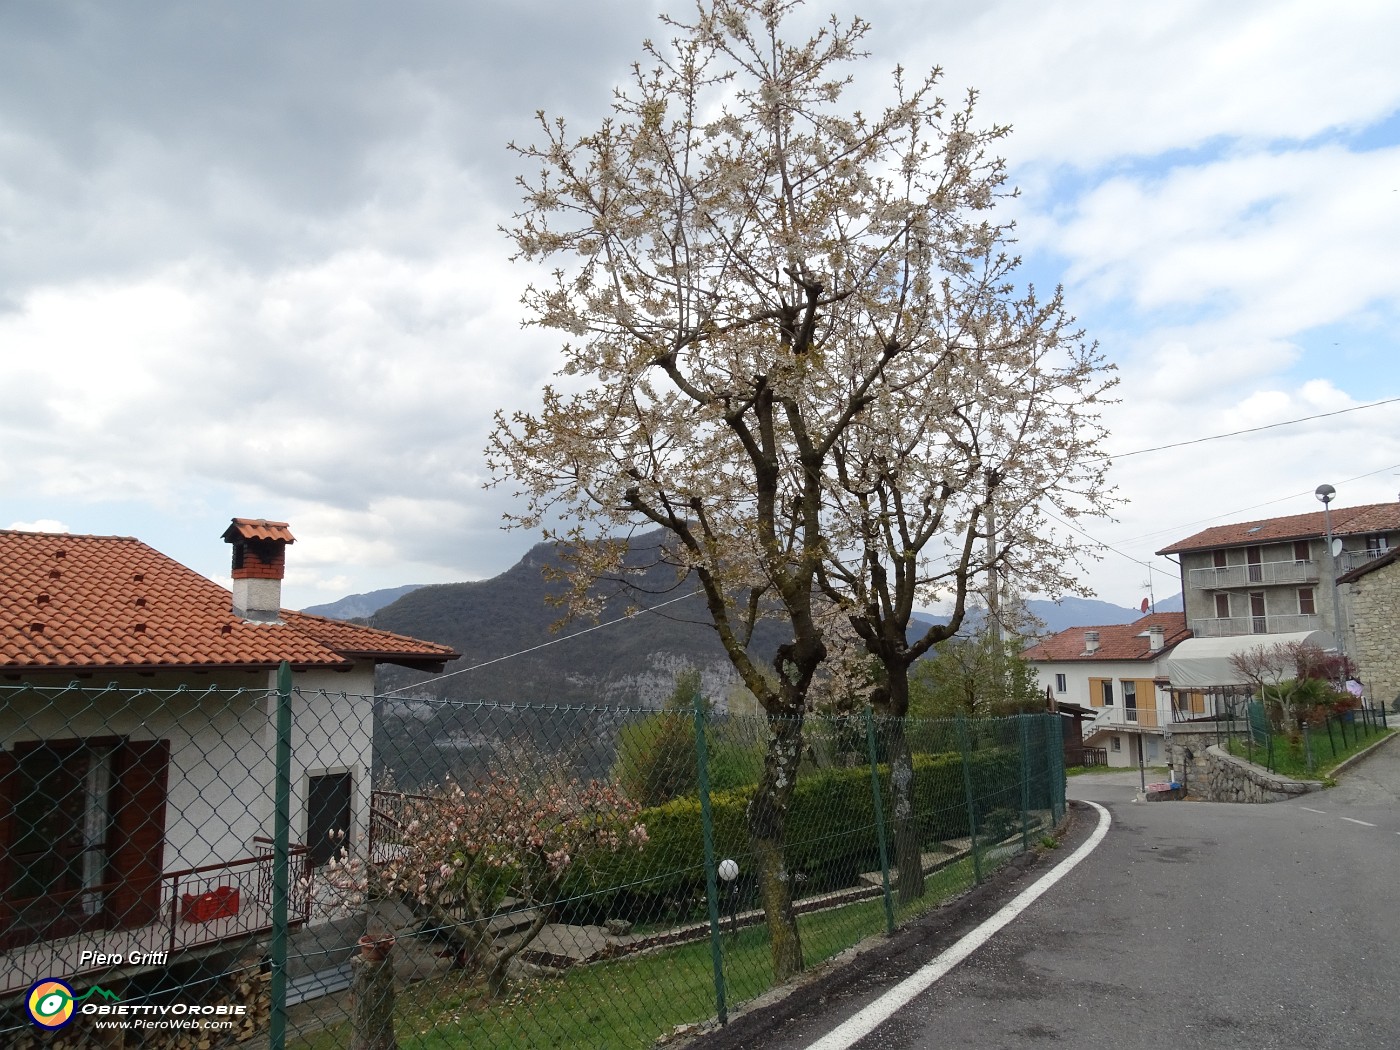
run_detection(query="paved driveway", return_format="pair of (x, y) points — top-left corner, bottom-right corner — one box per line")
(699, 736), (1400, 1050)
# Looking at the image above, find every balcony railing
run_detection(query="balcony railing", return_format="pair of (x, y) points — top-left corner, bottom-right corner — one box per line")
(1340, 547), (1390, 572)
(1, 844), (311, 997)
(1087, 706), (1164, 732)
(1188, 560), (1318, 590)
(1188, 613), (1320, 638)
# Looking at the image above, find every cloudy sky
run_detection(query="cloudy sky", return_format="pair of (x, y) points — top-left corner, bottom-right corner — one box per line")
(3, 0), (1398, 616)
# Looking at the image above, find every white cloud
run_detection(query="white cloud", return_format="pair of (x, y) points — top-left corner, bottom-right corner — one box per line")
(7, 519), (69, 533)
(878, 0), (1400, 168)
(0, 0), (1397, 615)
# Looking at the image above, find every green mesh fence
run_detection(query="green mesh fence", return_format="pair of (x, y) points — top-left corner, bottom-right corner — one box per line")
(1, 675), (1065, 1049)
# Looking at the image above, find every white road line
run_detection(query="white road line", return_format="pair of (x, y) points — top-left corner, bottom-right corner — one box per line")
(1300, 807), (1328, 814)
(1341, 817), (1376, 827)
(801, 802), (1112, 1050)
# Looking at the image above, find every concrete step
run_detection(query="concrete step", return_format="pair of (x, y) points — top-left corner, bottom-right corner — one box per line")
(285, 963), (351, 1006)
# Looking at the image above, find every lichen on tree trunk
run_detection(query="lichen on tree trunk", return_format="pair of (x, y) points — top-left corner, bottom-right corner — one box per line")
(885, 718), (926, 903)
(747, 709), (806, 980)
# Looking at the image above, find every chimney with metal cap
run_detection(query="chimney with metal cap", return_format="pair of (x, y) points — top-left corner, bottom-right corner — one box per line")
(1148, 624), (1165, 652)
(1084, 630), (1100, 654)
(222, 518), (295, 622)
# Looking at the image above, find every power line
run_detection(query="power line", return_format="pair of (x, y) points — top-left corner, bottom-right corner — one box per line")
(1109, 461), (1400, 547)
(1042, 509), (1155, 571)
(1102, 397), (1400, 462)
(1046, 461), (1400, 588)
(381, 587), (702, 696)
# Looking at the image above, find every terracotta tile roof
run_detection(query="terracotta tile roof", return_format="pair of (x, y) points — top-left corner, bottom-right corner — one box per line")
(223, 518), (296, 544)
(1022, 612), (1189, 663)
(0, 529), (458, 674)
(1156, 502), (1400, 555)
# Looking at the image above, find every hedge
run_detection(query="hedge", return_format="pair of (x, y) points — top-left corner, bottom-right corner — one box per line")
(558, 746), (1034, 925)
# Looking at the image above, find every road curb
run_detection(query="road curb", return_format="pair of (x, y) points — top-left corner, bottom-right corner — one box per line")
(800, 801), (1112, 1050)
(1328, 727), (1397, 779)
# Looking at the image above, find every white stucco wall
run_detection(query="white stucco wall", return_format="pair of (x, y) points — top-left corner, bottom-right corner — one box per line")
(1032, 656), (1173, 768)
(0, 663), (376, 886)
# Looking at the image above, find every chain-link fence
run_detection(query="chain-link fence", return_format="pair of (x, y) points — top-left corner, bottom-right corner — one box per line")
(2, 670), (1065, 1048)
(1203, 691), (1390, 775)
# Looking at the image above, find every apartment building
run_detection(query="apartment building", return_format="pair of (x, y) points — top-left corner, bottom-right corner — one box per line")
(1156, 501), (1400, 644)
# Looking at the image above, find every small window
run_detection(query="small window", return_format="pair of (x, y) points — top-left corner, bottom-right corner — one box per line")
(1100, 680), (1114, 706)
(1298, 587), (1315, 615)
(1293, 541), (1310, 564)
(1212, 550), (1228, 569)
(1215, 593), (1230, 619)
(1111, 737), (1122, 752)
(1055, 673), (1067, 693)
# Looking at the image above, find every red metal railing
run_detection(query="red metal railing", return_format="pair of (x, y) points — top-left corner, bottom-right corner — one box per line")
(0, 844), (311, 961)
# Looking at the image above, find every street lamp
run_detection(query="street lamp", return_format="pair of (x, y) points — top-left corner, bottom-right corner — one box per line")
(1314, 484), (1346, 657)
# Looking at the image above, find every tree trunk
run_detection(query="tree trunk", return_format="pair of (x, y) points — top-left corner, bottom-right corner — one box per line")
(747, 710), (805, 980)
(885, 715), (926, 903)
(349, 951), (398, 1050)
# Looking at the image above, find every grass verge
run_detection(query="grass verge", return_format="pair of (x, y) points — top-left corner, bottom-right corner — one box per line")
(1228, 724), (1393, 779)
(289, 854), (991, 1050)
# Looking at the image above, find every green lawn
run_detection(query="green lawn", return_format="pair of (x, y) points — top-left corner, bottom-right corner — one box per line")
(1229, 723), (1393, 779)
(290, 855), (989, 1050)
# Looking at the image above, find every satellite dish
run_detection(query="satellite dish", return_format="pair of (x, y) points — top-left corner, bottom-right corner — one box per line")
(1332, 538), (1343, 557)
(1140, 598), (1149, 613)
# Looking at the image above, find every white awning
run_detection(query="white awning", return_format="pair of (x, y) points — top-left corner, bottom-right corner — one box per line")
(1164, 630), (1338, 690)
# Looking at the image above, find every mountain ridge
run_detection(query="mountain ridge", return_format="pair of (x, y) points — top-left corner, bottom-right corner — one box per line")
(315, 539), (1181, 705)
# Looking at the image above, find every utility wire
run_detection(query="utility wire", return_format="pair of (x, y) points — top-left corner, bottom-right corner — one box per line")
(1100, 397), (1399, 462)
(390, 403), (1397, 684)
(1109, 461), (1400, 547)
(1046, 461), (1400, 584)
(381, 587), (702, 696)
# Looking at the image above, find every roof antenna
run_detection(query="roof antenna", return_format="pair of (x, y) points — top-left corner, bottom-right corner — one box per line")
(1140, 566), (1157, 614)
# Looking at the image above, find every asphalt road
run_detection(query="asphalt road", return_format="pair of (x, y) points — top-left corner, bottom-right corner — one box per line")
(698, 738), (1400, 1050)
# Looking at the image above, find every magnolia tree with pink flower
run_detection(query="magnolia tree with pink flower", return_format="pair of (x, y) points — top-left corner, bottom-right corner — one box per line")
(323, 765), (647, 995)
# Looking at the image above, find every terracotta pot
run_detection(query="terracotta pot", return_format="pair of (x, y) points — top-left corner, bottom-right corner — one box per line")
(358, 934), (395, 962)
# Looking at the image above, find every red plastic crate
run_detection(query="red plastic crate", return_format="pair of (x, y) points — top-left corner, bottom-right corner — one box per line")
(181, 886), (240, 923)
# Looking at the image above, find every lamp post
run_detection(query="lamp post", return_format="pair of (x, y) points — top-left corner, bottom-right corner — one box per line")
(718, 858), (740, 938)
(1314, 484), (1346, 658)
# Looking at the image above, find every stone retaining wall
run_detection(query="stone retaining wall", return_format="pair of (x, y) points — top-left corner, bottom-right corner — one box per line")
(1162, 725), (1236, 796)
(1193, 744), (1322, 803)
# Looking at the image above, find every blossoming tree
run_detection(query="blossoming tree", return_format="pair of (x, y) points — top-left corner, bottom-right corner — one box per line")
(325, 769), (647, 996)
(490, 0), (1113, 976)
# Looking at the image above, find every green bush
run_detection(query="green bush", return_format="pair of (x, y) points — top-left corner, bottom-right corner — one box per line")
(562, 747), (1023, 925)
(611, 711), (764, 805)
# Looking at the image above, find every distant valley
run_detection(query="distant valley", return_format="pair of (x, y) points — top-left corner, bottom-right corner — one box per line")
(308, 537), (1180, 708)
(324, 539), (1180, 789)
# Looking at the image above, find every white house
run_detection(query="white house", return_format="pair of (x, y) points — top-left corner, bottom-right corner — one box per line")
(1023, 613), (1190, 768)
(0, 520), (457, 999)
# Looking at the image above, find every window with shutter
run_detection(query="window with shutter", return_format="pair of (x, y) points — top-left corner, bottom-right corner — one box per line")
(0, 738), (168, 949)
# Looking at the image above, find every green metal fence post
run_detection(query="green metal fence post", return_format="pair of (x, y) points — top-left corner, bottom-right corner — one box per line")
(955, 715), (982, 885)
(864, 707), (895, 934)
(1018, 714), (1031, 852)
(1053, 713), (1067, 821)
(270, 661), (293, 1050)
(693, 690), (728, 1025)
